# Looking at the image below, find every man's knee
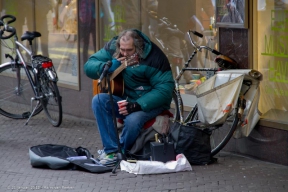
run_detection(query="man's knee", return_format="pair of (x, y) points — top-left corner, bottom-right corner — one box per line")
(125, 111), (147, 127)
(125, 117), (143, 130)
(92, 95), (98, 105)
(92, 93), (108, 106)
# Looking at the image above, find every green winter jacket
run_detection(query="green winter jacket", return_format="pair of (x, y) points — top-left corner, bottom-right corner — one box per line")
(84, 29), (174, 112)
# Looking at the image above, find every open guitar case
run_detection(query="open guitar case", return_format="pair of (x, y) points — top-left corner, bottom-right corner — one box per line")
(29, 144), (112, 173)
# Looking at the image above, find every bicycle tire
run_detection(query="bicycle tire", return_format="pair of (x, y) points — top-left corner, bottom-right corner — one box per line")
(39, 77), (62, 127)
(189, 105), (239, 156)
(169, 90), (181, 122)
(0, 63), (43, 119)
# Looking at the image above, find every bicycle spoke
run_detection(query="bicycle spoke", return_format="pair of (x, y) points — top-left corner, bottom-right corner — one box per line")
(39, 71), (62, 127)
(0, 64), (43, 119)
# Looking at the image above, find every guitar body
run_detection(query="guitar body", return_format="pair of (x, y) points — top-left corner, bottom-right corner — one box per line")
(93, 79), (100, 96)
(111, 74), (124, 96)
(93, 74), (124, 97)
(92, 53), (139, 97)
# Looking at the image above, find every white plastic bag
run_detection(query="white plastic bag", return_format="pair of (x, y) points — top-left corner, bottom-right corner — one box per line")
(209, 70), (262, 138)
(196, 69), (262, 134)
(120, 154), (192, 175)
(196, 72), (244, 125)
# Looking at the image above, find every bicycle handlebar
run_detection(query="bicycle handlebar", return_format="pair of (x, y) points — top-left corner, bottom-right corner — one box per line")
(0, 15), (17, 39)
(1, 15), (16, 24)
(188, 30), (222, 55)
(187, 30), (237, 69)
(191, 30), (203, 38)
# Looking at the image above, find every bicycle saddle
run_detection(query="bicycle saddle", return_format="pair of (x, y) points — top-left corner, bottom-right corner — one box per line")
(21, 31), (41, 41)
(215, 55), (238, 69)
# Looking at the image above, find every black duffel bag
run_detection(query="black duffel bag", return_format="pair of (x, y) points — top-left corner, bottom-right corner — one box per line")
(169, 122), (214, 165)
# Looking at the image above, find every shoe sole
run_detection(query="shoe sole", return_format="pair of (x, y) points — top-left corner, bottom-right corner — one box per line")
(101, 160), (118, 167)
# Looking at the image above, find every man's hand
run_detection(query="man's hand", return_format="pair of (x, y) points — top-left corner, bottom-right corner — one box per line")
(108, 59), (121, 73)
(117, 56), (126, 62)
(107, 57), (127, 73)
(118, 101), (141, 116)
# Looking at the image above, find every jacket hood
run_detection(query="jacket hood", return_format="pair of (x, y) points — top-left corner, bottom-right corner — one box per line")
(134, 29), (152, 59)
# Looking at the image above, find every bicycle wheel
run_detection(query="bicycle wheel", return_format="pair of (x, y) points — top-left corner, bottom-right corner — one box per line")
(39, 75), (62, 127)
(189, 105), (239, 156)
(0, 63), (43, 119)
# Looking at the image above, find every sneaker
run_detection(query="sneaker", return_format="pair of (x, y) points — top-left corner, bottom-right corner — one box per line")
(99, 153), (118, 166)
(96, 149), (106, 161)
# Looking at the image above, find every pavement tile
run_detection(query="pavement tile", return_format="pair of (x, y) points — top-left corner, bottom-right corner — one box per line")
(0, 113), (288, 192)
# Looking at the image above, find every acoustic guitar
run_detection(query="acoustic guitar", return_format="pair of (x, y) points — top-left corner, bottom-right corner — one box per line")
(93, 54), (139, 97)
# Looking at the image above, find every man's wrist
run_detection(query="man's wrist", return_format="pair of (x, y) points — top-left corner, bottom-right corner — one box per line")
(126, 102), (142, 114)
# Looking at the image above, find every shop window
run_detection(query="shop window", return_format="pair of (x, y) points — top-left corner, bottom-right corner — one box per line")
(142, 0), (217, 109)
(255, 0), (288, 126)
(0, 0), (79, 89)
(40, 0), (79, 89)
(99, 0), (142, 47)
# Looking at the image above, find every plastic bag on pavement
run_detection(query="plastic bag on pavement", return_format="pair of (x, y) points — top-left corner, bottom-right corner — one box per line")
(120, 154), (192, 175)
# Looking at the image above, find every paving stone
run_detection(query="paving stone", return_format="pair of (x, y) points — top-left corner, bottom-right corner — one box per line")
(0, 114), (288, 192)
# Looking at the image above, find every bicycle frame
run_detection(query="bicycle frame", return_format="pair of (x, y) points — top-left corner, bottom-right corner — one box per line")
(174, 31), (221, 123)
(15, 41), (38, 95)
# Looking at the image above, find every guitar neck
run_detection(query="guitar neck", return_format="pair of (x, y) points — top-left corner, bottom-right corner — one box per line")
(110, 60), (127, 80)
(110, 54), (139, 80)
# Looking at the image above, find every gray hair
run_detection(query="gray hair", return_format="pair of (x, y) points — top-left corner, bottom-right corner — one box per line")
(113, 29), (144, 58)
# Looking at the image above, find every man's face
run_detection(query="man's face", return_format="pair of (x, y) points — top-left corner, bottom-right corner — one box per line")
(119, 37), (136, 57)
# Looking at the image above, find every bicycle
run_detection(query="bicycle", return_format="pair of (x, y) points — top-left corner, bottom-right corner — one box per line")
(146, 11), (249, 157)
(169, 30), (250, 157)
(0, 15), (62, 127)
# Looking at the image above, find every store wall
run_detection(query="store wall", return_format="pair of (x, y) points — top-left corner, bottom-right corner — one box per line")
(226, 124), (288, 166)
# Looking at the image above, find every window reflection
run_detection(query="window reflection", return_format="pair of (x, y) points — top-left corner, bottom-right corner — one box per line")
(0, 0), (33, 63)
(0, 0), (79, 88)
(100, 0), (141, 46)
(217, 0), (245, 24)
(1, 0), (218, 92)
(46, 0), (78, 87)
(256, 0), (288, 123)
(79, 0), (96, 64)
(143, 0), (217, 87)
(35, 0), (52, 57)
(97, 0), (217, 108)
